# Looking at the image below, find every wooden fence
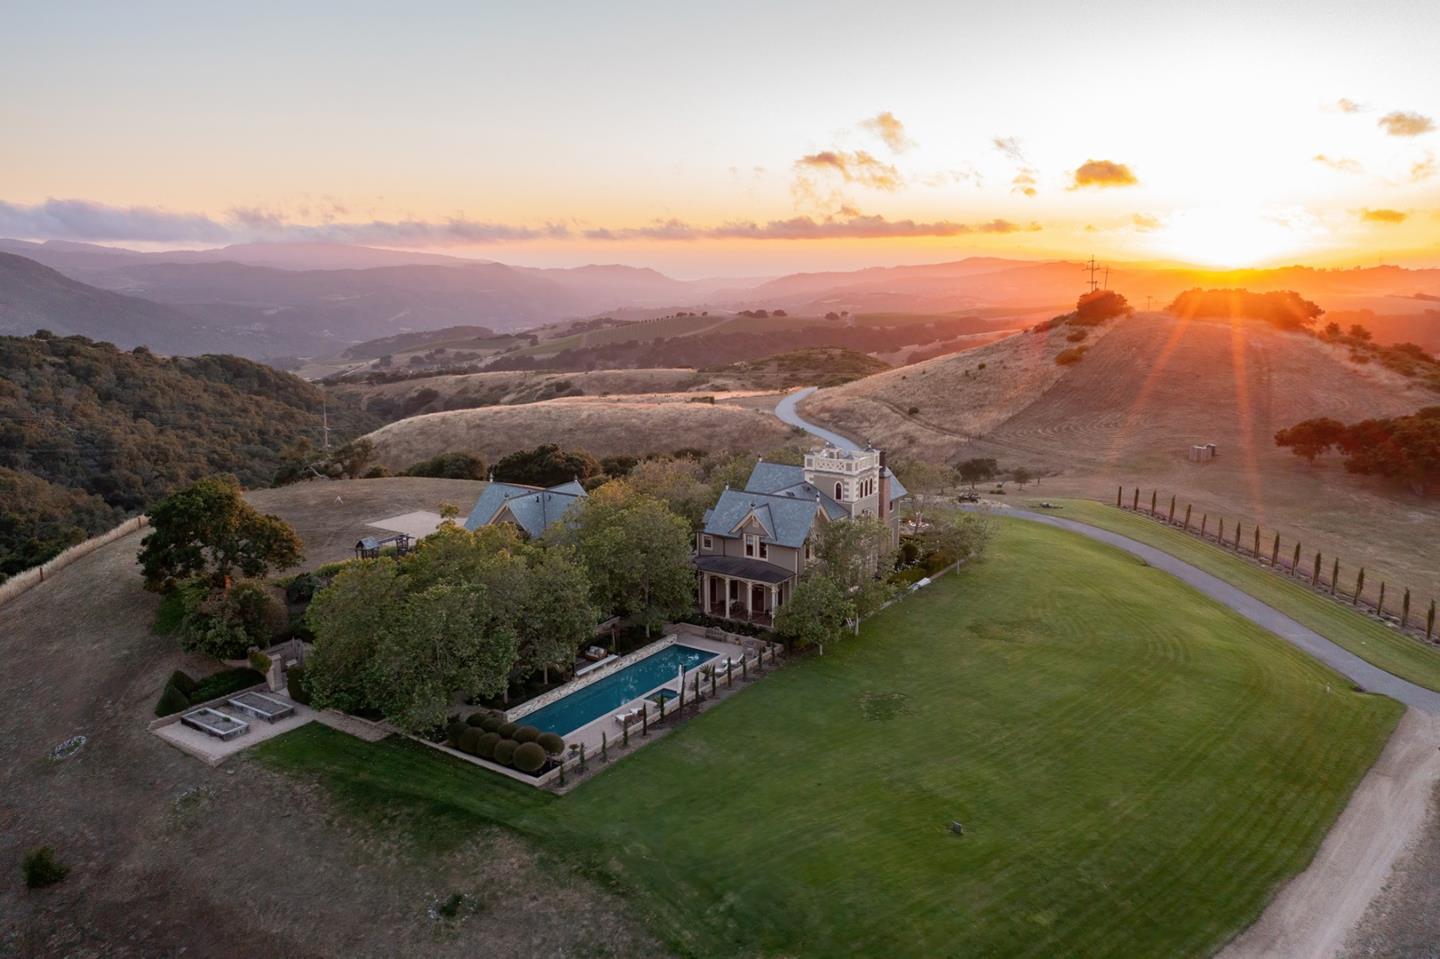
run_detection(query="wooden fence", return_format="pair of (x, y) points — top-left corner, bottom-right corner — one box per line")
(1116, 485), (1438, 644)
(0, 516), (150, 608)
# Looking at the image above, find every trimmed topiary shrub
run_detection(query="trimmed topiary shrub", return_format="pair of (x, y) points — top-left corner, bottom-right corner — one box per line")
(537, 732), (566, 755)
(189, 667), (264, 704)
(512, 742), (546, 774)
(466, 712), (490, 727)
(22, 847), (69, 889)
(155, 683), (191, 717)
(481, 715), (505, 733)
(476, 732), (502, 759)
(446, 720), (469, 748)
(167, 670), (198, 696)
(497, 722), (518, 738)
(286, 665), (312, 706)
(492, 739), (519, 766)
(513, 725), (540, 744)
(458, 728), (485, 755)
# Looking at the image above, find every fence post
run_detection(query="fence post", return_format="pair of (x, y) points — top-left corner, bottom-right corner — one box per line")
(1150, 490), (1158, 515)
(1427, 600), (1436, 641)
(1313, 552), (1322, 586)
(1253, 527), (1260, 558)
(602, 731), (609, 763)
(1292, 542), (1301, 577)
(1378, 582), (1387, 618)
(1132, 487), (1140, 510)
(1402, 589), (1411, 629)
(1117, 485), (1123, 508)
(727, 657), (733, 688)
(1219, 518), (1225, 545)
(1270, 532), (1280, 568)
(1330, 558), (1339, 596)
(579, 743), (588, 772)
(1234, 521), (1242, 552)
(1184, 504), (1192, 531)
(1354, 568), (1365, 605)
(1201, 514), (1208, 538)
(1168, 495), (1176, 523)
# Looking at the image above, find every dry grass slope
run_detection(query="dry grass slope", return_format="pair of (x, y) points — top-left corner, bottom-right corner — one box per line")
(803, 311), (1440, 597)
(363, 392), (801, 468)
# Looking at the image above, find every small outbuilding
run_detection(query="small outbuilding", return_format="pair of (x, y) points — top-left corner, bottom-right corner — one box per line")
(354, 532), (414, 560)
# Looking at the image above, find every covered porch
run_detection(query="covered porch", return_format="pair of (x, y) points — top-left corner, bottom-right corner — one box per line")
(693, 555), (793, 628)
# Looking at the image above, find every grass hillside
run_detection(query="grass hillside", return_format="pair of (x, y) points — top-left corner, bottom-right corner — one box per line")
(259, 519), (1400, 958)
(803, 311), (1440, 597)
(362, 392), (801, 468)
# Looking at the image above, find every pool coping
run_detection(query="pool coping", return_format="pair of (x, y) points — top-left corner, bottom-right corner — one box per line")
(504, 634), (682, 724)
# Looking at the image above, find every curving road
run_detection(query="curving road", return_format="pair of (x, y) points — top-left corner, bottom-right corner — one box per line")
(775, 387), (863, 451)
(982, 507), (1440, 714)
(774, 390), (1440, 712)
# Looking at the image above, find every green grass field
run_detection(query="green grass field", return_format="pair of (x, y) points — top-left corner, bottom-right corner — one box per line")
(1041, 499), (1440, 693)
(255, 520), (1400, 958)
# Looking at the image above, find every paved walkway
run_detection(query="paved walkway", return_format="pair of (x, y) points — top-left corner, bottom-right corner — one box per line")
(775, 387), (862, 451)
(984, 506), (1440, 714)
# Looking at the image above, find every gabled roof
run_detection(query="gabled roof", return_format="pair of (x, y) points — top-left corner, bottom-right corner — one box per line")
(746, 460), (908, 507)
(702, 489), (826, 548)
(464, 480), (586, 538)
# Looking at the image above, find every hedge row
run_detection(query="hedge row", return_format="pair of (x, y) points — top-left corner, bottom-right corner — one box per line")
(446, 711), (565, 775)
(154, 667), (266, 717)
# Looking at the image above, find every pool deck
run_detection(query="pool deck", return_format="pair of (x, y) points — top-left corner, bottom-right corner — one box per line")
(554, 634), (751, 753)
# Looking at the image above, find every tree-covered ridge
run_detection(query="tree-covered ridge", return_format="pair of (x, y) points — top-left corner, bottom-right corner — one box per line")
(0, 333), (376, 578)
(0, 333), (370, 511)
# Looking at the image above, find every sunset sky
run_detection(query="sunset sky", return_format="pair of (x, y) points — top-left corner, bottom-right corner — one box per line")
(3, 0), (1438, 275)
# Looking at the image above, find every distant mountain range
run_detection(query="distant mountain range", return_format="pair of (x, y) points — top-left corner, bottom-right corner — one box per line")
(2, 238), (1437, 363)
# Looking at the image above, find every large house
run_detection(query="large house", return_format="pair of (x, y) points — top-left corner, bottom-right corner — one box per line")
(463, 479), (587, 539)
(694, 445), (907, 625)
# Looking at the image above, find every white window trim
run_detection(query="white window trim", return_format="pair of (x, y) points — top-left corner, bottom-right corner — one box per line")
(702, 534), (713, 549)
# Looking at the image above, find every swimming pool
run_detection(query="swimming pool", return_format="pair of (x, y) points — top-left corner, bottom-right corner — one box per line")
(518, 644), (718, 736)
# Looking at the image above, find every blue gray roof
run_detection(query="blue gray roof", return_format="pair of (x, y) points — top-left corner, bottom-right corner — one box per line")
(464, 481), (586, 538)
(702, 488), (828, 548)
(745, 461), (908, 508)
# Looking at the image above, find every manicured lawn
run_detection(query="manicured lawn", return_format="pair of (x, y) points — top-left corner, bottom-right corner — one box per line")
(256, 520), (1401, 958)
(1042, 499), (1440, 693)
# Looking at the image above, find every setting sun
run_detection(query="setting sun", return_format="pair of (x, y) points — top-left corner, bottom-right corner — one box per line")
(1150, 207), (1328, 268)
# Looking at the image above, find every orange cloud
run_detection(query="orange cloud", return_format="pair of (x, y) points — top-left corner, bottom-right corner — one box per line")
(1070, 159), (1138, 189)
(993, 137), (1038, 197)
(1411, 152), (1436, 183)
(1313, 153), (1364, 174)
(1335, 98), (1364, 113)
(1131, 213), (1161, 231)
(1359, 208), (1408, 224)
(859, 112), (913, 152)
(1378, 111), (1435, 137)
(795, 150), (902, 190)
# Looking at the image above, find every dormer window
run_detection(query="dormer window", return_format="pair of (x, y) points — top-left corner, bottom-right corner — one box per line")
(745, 534), (757, 557)
(759, 541), (769, 560)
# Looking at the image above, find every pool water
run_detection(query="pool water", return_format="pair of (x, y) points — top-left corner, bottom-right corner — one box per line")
(519, 644), (718, 735)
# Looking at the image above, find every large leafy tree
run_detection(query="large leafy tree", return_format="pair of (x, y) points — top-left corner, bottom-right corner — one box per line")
(514, 545), (597, 682)
(562, 483), (694, 635)
(493, 444), (601, 487)
(915, 510), (994, 567)
(369, 583), (514, 733)
(624, 457), (714, 528)
(814, 516), (898, 626)
(774, 574), (853, 655)
(305, 561), (408, 714)
(1274, 418), (1348, 462)
(139, 476), (302, 591)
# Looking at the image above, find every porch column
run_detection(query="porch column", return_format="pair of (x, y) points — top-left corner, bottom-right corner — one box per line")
(746, 579), (753, 616)
(770, 585), (778, 613)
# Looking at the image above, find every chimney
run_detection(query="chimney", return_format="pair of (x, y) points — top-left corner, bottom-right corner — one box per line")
(877, 450), (890, 522)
